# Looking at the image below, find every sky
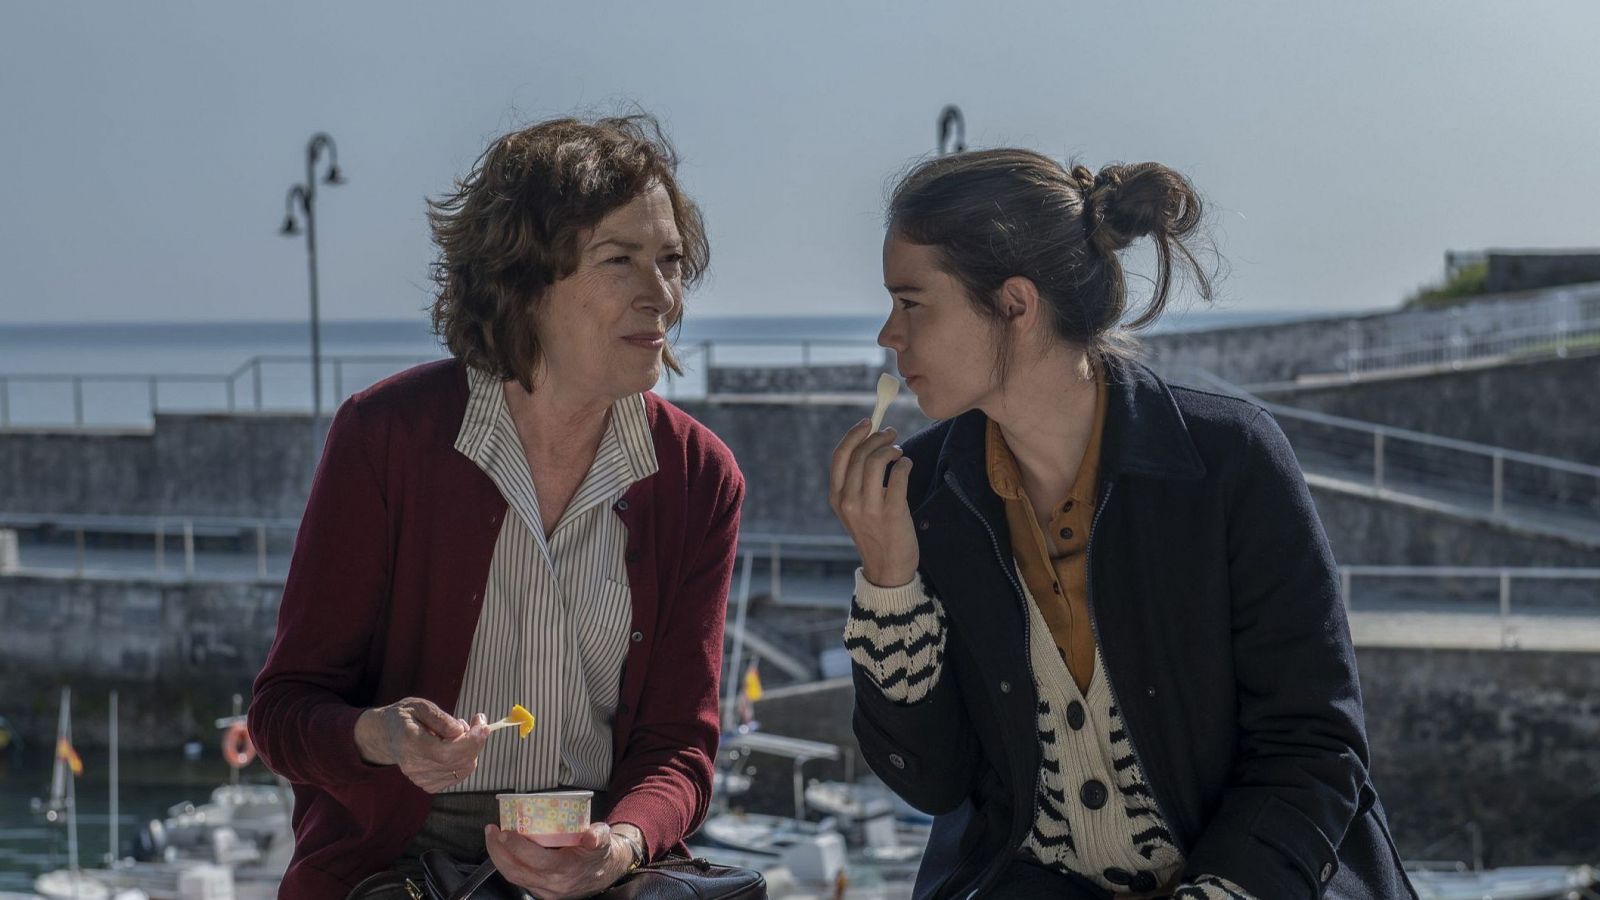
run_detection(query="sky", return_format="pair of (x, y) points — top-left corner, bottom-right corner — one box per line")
(2, 1), (1597, 325)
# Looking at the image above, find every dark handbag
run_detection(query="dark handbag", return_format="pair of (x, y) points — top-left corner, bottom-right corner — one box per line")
(418, 849), (767, 900)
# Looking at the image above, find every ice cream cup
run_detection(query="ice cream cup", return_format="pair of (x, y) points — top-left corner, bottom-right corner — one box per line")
(496, 790), (593, 847)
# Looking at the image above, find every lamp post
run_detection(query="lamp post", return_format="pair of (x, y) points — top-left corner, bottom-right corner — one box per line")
(279, 133), (345, 429)
(937, 105), (966, 156)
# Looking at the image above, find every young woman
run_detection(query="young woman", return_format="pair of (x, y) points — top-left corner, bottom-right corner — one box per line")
(831, 150), (1414, 899)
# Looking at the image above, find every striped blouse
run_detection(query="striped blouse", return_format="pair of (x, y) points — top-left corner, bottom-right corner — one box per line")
(446, 365), (658, 793)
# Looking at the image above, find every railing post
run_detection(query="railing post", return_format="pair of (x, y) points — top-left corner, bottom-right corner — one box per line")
(256, 525), (268, 580)
(1491, 452), (1505, 518)
(73, 377), (84, 426)
(183, 520), (195, 578)
(1498, 569), (1515, 649)
(1555, 292), (1570, 359)
(1345, 320), (1360, 382)
(1450, 308), (1464, 369)
(1373, 432), (1385, 493)
(770, 541), (781, 604)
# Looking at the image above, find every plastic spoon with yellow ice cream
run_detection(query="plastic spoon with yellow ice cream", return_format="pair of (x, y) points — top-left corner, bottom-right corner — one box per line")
(870, 373), (901, 433)
(486, 704), (536, 738)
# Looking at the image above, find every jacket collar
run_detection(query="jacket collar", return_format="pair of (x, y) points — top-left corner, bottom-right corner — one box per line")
(931, 356), (1206, 500)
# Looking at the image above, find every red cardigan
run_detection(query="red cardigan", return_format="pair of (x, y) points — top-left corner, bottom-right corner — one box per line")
(248, 359), (744, 899)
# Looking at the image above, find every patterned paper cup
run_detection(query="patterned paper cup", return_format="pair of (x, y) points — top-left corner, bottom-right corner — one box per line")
(497, 790), (594, 847)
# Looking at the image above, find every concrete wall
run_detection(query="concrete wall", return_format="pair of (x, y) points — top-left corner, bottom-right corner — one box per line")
(752, 647), (1600, 866)
(0, 413), (322, 519)
(1310, 483), (1600, 573)
(1486, 251), (1600, 294)
(708, 359), (893, 394)
(0, 573), (280, 748)
(1261, 353), (1600, 465)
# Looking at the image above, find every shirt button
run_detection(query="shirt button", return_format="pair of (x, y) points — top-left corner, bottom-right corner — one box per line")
(1062, 500), (1074, 513)
(889, 753), (907, 770)
(1321, 862), (1334, 882)
(1058, 527), (1073, 540)
(999, 680), (1011, 694)
(630, 631), (643, 643)
(1079, 779), (1108, 810)
(1065, 701), (1086, 730)
(614, 499), (629, 512)
(1051, 583), (1061, 594)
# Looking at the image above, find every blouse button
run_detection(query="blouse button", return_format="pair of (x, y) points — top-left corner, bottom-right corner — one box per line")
(1058, 527), (1073, 541)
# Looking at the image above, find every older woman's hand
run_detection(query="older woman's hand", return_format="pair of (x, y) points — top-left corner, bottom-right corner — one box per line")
(830, 420), (919, 587)
(353, 697), (489, 793)
(484, 821), (638, 899)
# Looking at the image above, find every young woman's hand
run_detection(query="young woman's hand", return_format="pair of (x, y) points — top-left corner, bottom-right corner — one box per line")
(830, 420), (918, 587)
(353, 698), (489, 793)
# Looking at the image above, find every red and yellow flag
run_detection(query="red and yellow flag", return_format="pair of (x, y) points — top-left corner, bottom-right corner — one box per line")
(56, 737), (83, 777)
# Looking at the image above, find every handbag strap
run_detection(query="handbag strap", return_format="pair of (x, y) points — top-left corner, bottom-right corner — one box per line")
(446, 858), (501, 900)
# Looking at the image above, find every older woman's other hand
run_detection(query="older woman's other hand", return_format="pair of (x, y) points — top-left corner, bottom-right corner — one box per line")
(353, 698), (489, 793)
(485, 821), (638, 899)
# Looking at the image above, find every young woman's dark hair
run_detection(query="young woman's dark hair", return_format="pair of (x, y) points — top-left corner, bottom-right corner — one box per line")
(888, 150), (1212, 376)
(428, 114), (709, 390)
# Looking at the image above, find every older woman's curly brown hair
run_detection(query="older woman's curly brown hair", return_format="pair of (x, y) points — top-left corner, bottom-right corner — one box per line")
(428, 114), (709, 389)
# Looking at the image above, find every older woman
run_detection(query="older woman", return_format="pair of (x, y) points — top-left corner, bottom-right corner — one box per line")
(249, 115), (744, 900)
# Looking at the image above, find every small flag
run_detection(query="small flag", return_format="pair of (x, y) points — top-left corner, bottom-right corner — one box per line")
(743, 661), (763, 703)
(56, 737), (83, 777)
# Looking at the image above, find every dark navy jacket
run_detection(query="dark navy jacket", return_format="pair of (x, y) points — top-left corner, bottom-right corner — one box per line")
(851, 359), (1416, 899)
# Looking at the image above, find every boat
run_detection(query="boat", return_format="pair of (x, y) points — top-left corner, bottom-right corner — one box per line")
(1406, 863), (1598, 899)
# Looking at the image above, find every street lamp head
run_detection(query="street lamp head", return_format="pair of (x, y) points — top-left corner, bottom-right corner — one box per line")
(324, 165), (346, 186)
(280, 215), (301, 236)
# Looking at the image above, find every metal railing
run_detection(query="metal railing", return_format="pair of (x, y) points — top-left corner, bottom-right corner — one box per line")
(1339, 565), (1600, 648)
(0, 513), (860, 587)
(0, 339), (890, 428)
(1334, 284), (1600, 379)
(1177, 369), (1600, 542)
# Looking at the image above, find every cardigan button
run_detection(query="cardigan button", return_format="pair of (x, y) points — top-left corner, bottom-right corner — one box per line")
(630, 631), (643, 643)
(1065, 701), (1085, 730)
(1146, 686), (1157, 698)
(888, 753), (907, 770)
(1079, 779), (1108, 810)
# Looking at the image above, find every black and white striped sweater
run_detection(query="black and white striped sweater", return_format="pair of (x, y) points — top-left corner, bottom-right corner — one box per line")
(845, 569), (1256, 899)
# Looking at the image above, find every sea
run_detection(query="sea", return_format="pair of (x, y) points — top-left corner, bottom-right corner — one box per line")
(0, 310), (1322, 429)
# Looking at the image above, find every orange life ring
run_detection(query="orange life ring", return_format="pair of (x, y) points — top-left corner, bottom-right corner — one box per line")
(222, 722), (255, 769)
